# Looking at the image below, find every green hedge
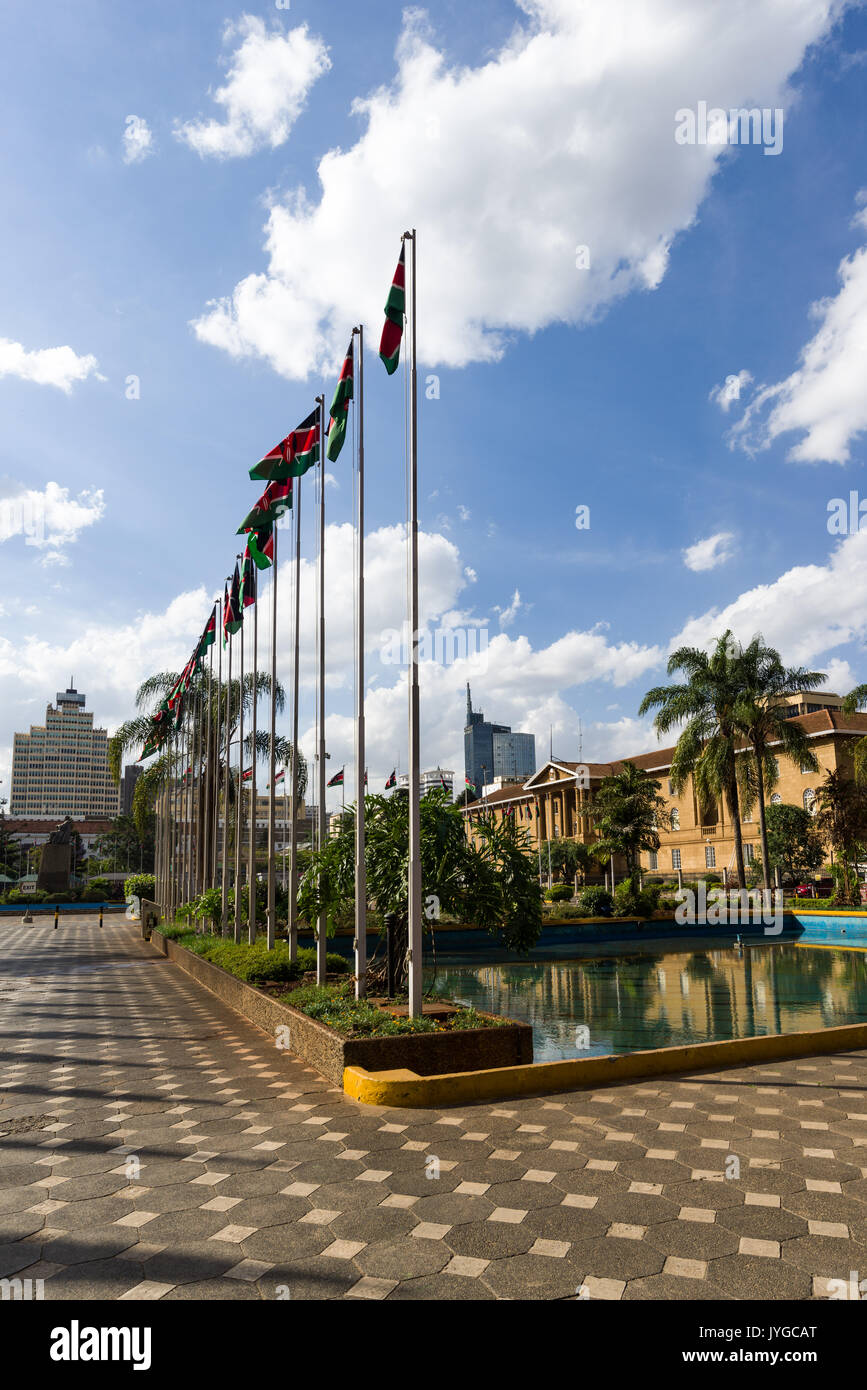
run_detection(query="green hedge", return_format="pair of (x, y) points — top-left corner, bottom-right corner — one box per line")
(163, 931), (350, 985)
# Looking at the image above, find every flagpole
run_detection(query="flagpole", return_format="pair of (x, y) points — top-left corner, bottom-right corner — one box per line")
(234, 558), (245, 945)
(288, 478), (301, 959)
(203, 614), (214, 894)
(355, 321), (367, 997)
(316, 394), (328, 985)
(221, 585), (233, 936)
(249, 561), (259, 946)
(266, 523), (278, 949)
(405, 229), (423, 1018)
(212, 598), (222, 892)
(282, 783), (287, 890)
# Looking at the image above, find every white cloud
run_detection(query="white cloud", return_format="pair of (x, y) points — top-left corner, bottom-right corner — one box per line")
(175, 16), (330, 159)
(0, 480), (105, 556)
(0, 338), (102, 393)
(457, 505), (471, 522)
(709, 369), (752, 412)
(192, 0), (845, 378)
(729, 204), (867, 464)
(682, 530), (735, 572)
(670, 528), (867, 668)
(494, 588), (525, 628)
(123, 115), (154, 164)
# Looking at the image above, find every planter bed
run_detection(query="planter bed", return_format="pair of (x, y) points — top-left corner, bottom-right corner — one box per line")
(148, 928), (532, 1086)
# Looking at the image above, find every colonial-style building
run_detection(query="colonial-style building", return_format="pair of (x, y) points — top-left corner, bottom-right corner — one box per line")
(462, 699), (867, 882)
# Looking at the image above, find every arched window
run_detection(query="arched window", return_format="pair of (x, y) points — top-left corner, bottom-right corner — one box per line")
(803, 789), (816, 815)
(770, 793), (782, 805)
(670, 808), (680, 830)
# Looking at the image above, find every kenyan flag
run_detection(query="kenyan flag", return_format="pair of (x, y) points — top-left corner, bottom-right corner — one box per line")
(240, 551), (256, 609)
(326, 339), (353, 462)
(241, 766), (253, 782)
(223, 567), (242, 643)
(272, 768), (285, 787)
(138, 739), (158, 762)
(237, 479), (292, 534)
(251, 409), (320, 481)
(379, 244), (405, 375)
(327, 767), (344, 788)
(196, 607), (216, 661)
(385, 769), (397, 790)
(247, 526), (274, 570)
(465, 777), (477, 794)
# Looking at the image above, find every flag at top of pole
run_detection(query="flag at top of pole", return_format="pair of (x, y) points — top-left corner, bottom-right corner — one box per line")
(247, 526), (274, 570)
(250, 409), (320, 481)
(326, 338), (354, 462)
(223, 566), (242, 644)
(327, 767), (345, 788)
(379, 245), (405, 374)
(237, 479), (292, 534)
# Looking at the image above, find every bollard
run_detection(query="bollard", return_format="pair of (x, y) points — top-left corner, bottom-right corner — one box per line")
(99, 905), (104, 929)
(54, 907), (59, 930)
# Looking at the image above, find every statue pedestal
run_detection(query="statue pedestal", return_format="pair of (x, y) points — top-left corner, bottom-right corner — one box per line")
(37, 844), (72, 895)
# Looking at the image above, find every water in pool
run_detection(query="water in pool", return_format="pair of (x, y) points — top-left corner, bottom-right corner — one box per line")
(428, 943), (867, 1061)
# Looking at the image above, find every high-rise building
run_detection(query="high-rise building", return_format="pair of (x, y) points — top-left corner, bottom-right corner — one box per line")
(119, 764), (142, 816)
(9, 686), (119, 820)
(398, 768), (455, 797)
(464, 685), (535, 796)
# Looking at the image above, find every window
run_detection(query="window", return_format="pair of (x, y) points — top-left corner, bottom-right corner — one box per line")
(800, 759), (812, 774)
(742, 808), (753, 823)
(670, 808), (680, 830)
(648, 851), (658, 870)
(672, 849), (681, 869)
(770, 793), (782, 805)
(667, 779), (675, 795)
(803, 789), (816, 815)
(744, 843), (754, 864)
(705, 845), (716, 868)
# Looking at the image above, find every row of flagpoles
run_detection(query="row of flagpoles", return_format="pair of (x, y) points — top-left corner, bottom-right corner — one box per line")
(146, 232), (424, 1011)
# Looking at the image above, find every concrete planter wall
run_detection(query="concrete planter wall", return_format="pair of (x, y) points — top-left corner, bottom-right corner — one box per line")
(149, 930), (532, 1086)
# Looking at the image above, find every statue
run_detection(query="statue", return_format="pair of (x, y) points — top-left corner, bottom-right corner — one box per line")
(48, 817), (75, 846)
(37, 816), (76, 894)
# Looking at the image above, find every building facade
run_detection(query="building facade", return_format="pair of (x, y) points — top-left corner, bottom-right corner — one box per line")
(463, 704), (867, 882)
(398, 768), (455, 798)
(464, 685), (536, 794)
(9, 687), (118, 820)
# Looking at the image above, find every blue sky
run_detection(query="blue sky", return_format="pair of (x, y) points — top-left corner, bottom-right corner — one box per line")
(2, 0), (867, 808)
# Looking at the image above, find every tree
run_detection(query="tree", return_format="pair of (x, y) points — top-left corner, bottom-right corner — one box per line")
(640, 631), (749, 888)
(541, 837), (595, 885)
(731, 637), (824, 889)
(298, 788), (542, 987)
(814, 769), (867, 905)
(0, 797), (15, 879)
(761, 803), (825, 884)
(588, 761), (666, 884)
(841, 684), (867, 783)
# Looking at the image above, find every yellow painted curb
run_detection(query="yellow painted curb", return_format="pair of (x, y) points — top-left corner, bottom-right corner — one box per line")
(344, 1020), (867, 1107)
(794, 941), (867, 953)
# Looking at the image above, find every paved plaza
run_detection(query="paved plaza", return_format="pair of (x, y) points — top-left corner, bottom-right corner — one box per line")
(1, 917), (867, 1301)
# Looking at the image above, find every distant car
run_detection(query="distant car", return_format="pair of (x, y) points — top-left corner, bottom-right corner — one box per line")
(794, 881), (833, 898)
(794, 884), (814, 897)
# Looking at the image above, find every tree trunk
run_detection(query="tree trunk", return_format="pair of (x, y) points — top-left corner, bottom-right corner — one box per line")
(726, 777), (747, 889)
(754, 748), (771, 891)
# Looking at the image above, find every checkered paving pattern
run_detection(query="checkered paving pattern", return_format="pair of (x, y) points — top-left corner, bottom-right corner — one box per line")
(2, 917), (867, 1300)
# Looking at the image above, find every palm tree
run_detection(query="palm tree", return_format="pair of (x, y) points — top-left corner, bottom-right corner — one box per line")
(639, 631), (748, 888)
(841, 684), (867, 782)
(589, 761), (666, 884)
(731, 637), (825, 890)
(814, 768), (867, 905)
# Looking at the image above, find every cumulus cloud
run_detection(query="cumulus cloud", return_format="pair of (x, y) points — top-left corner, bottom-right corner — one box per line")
(0, 480), (106, 557)
(175, 16), (330, 159)
(670, 528), (867, 667)
(709, 369), (752, 411)
(191, 0), (845, 378)
(122, 115), (154, 164)
(729, 203), (867, 463)
(682, 531), (735, 572)
(0, 338), (102, 393)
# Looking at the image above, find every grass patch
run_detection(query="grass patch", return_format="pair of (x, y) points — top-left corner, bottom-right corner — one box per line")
(159, 929), (349, 984)
(279, 981), (508, 1038)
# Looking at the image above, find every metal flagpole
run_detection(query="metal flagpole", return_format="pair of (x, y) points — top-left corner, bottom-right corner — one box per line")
(266, 523), (278, 949)
(234, 561), (245, 945)
(221, 585), (233, 936)
(203, 615), (214, 894)
(249, 560), (258, 945)
(282, 782), (288, 890)
(355, 321), (367, 997)
(316, 395), (328, 984)
(288, 476), (302, 959)
(405, 229), (423, 1018)
(212, 597), (222, 891)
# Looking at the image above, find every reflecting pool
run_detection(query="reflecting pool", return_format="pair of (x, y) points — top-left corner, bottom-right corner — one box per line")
(428, 943), (867, 1061)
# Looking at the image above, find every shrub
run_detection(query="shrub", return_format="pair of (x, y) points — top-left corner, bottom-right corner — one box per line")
(613, 878), (662, 917)
(2, 888), (46, 905)
(544, 884), (573, 903)
(84, 877), (122, 901)
(125, 873), (156, 900)
(578, 886), (613, 916)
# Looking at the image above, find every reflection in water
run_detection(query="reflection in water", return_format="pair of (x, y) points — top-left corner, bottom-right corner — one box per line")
(427, 944), (867, 1062)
